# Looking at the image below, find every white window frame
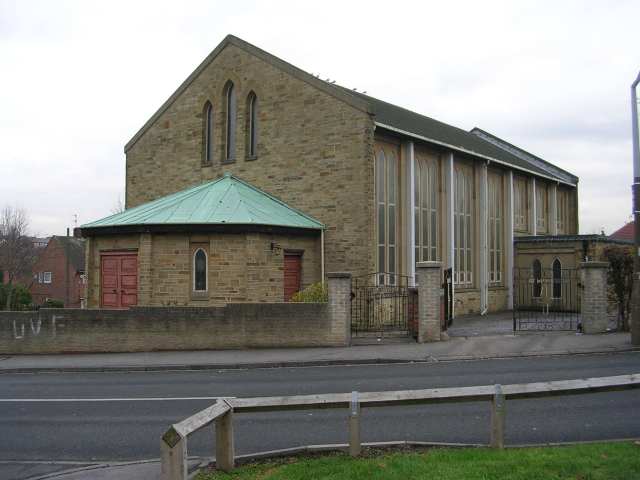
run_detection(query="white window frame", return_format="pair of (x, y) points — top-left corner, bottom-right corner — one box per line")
(38, 272), (43, 283)
(43, 272), (52, 284)
(192, 248), (208, 292)
(454, 165), (473, 286)
(488, 172), (503, 285)
(414, 157), (438, 265)
(514, 176), (528, 231)
(536, 183), (547, 233)
(376, 149), (398, 285)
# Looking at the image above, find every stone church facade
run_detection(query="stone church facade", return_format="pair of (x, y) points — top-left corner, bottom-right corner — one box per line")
(82, 35), (578, 313)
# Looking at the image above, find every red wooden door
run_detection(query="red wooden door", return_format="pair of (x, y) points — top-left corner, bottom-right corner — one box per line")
(101, 253), (138, 308)
(284, 254), (302, 302)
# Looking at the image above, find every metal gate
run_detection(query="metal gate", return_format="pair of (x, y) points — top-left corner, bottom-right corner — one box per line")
(513, 267), (581, 331)
(351, 273), (417, 338)
(442, 267), (453, 331)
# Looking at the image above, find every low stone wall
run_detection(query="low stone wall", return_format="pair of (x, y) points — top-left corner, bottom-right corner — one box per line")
(0, 302), (348, 354)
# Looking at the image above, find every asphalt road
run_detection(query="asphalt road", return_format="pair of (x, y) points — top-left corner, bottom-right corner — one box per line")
(1, 352), (639, 479)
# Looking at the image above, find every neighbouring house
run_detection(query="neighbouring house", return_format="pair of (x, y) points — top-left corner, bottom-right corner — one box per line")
(81, 34), (579, 313)
(30, 235), (86, 308)
(609, 220), (634, 242)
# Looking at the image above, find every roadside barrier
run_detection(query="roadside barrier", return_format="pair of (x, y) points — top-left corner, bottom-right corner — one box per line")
(160, 373), (640, 479)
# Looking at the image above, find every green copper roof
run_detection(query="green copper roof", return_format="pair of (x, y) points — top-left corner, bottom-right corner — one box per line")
(82, 173), (324, 230)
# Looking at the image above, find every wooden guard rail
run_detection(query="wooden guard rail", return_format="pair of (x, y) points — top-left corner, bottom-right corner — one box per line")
(160, 373), (640, 479)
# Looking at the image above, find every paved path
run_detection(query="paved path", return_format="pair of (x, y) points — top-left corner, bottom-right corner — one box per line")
(1, 331), (635, 374)
(2, 352), (639, 479)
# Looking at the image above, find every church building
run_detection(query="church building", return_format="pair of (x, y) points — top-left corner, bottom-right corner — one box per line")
(81, 35), (579, 315)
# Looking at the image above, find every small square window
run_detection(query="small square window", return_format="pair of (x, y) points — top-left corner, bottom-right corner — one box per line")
(43, 272), (52, 284)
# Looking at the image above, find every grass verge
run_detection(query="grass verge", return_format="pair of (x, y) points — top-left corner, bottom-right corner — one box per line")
(196, 442), (640, 480)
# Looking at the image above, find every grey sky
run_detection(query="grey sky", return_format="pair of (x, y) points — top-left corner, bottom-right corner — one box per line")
(1, 0), (638, 236)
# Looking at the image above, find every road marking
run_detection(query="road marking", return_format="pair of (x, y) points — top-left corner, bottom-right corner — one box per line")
(0, 396), (220, 402)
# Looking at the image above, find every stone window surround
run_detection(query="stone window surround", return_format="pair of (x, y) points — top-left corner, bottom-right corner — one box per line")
(190, 243), (209, 301)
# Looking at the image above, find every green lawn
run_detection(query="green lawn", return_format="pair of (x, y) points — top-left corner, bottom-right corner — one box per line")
(196, 442), (640, 480)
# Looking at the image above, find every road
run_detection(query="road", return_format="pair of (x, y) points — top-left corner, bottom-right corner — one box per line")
(1, 352), (639, 479)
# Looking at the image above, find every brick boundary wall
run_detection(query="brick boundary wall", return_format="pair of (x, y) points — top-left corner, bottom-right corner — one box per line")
(0, 274), (351, 354)
(580, 261), (609, 334)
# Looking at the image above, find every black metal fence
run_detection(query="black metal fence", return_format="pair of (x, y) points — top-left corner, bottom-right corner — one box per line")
(513, 267), (581, 331)
(351, 273), (417, 338)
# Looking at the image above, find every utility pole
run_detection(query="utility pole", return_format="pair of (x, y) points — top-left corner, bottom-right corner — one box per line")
(631, 71), (640, 345)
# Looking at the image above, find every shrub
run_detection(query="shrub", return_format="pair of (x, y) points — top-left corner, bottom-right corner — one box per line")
(0, 283), (33, 311)
(290, 282), (328, 303)
(43, 298), (64, 308)
(602, 245), (634, 332)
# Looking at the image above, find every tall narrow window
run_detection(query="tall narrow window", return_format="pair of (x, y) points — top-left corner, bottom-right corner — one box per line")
(488, 172), (503, 284)
(376, 149), (398, 285)
(246, 92), (258, 158)
(203, 101), (213, 164)
(532, 259), (542, 298)
(552, 258), (562, 299)
(536, 182), (547, 233)
(414, 156), (438, 265)
(193, 249), (207, 292)
(514, 176), (528, 231)
(557, 189), (568, 234)
(454, 165), (473, 286)
(224, 81), (236, 161)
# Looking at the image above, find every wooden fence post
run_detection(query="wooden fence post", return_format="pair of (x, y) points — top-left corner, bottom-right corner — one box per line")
(160, 427), (187, 480)
(216, 401), (235, 472)
(490, 384), (505, 449)
(349, 391), (361, 457)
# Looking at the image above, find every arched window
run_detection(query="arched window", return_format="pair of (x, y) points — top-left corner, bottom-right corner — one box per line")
(376, 149), (397, 285)
(552, 259), (562, 299)
(203, 101), (213, 164)
(532, 259), (542, 298)
(193, 249), (207, 292)
(414, 157), (438, 265)
(224, 81), (236, 161)
(246, 92), (258, 158)
(454, 164), (473, 286)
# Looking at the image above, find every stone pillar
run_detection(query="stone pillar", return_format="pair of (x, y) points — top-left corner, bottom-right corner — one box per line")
(549, 184), (558, 236)
(580, 262), (609, 334)
(327, 272), (352, 346)
(138, 233), (153, 306)
(530, 177), (537, 235)
(416, 262), (442, 342)
(83, 237), (92, 308)
(404, 141), (416, 286)
(479, 163), (488, 313)
(445, 153), (455, 318)
(505, 172), (514, 310)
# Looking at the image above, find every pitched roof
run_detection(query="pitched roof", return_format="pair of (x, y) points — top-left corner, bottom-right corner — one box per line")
(52, 236), (86, 272)
(125, 34), (577, 187)
(609, 221), (634, 242)
(81, 173), (324, 231)
(470, 128), (578, 184)
(337, 88), (577, 185)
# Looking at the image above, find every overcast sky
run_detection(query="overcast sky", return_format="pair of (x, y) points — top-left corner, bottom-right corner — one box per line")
(1, 0), (638, 237)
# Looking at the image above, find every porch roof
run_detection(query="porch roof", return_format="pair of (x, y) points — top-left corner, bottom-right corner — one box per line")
(81, 173), (325, 232)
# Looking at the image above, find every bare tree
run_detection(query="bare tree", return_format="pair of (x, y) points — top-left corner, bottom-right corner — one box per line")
(0, 206), (37, 310)
(111, 193), (125, 215)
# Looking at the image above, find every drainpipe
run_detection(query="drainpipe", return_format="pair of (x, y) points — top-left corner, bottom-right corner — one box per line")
(631, 70), (640, 345)
(321, 229), (325, 285)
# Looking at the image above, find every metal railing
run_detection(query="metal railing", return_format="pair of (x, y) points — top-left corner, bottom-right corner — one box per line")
(160, 373), (640, 479)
